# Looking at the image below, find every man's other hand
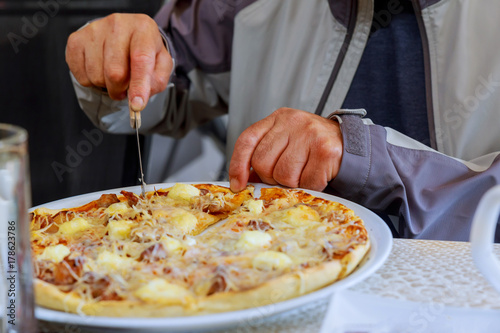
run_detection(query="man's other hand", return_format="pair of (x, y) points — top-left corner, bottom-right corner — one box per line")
(229, 108), (343, 192)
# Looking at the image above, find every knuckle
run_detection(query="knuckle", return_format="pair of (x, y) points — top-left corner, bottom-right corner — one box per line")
(136, 14), (156, 31)
(317, 139), (342, 160)
(154, 74), (169, 91)
(86, 68), (105, 87)
(274, 173), (298, 188)
(250, 156), (271, 179)
(105, 66), (128, 84)
(66, 32), (80, 50)
(131, 52), (155, 67)
(237, 129), (259, 148)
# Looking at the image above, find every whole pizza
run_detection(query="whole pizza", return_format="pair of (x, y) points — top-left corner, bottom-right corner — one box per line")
(30, 183), (370, 317)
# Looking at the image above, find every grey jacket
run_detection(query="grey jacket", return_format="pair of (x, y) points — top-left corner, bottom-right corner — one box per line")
(73, 0), (500, 241)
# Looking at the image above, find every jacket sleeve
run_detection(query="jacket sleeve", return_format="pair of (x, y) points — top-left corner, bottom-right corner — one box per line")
(327, 114), (500, 242)
(72, 0), (255, 137)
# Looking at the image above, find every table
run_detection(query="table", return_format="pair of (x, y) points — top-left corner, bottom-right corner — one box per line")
(38, 239), (500, 332)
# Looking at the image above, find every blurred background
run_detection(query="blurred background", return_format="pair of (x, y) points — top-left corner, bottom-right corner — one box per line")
(0, 0), (226, 206)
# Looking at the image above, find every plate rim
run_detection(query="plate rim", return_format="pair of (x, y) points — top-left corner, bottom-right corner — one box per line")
(33, 182), (393, 331)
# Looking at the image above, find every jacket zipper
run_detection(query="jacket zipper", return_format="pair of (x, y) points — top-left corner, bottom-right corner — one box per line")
(315, 0), (359, 115)
(411, 0), (437, 150)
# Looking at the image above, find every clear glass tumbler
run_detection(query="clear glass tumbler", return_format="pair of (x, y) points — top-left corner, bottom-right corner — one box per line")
(0, 124), (36, 333)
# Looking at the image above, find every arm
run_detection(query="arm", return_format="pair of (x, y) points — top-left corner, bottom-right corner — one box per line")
(327, 112), (500, 241)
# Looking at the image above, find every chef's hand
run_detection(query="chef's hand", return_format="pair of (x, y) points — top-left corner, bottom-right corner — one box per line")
(229, 108), (343, 192)
(65, 13), (172, 111)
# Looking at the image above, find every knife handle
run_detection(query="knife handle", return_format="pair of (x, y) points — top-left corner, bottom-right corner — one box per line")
(129, 109), (141, 129)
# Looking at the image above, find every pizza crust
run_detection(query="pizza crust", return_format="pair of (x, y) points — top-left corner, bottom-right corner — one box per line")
(35, 252), (371, 317)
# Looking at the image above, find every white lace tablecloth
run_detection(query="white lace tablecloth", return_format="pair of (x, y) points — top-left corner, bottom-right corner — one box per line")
(38, 239), (500, 333)
(219, 239), (500, 333)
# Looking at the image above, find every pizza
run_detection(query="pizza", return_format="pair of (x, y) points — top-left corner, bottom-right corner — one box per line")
(30, 183), (370, 317)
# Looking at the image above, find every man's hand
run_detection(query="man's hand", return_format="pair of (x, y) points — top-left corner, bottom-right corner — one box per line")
(229, 108), (343, 192)
(65, 13), (173, 111)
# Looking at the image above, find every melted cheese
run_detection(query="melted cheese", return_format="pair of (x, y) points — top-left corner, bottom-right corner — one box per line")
(96, 251), (134, 271)
(167, 183), (200, 202)
(271, 205), (320, 227)
(104, 202), (129, 217)
(161, 236), (183, 253)
(58, 217), (90, 236)
(39, 244), (70, 263)
(252, 251), (293, 271)
(168, 210), (198, 234)
(134, 278), (191, 303)
(246, 199), (264, 215)
(236, 231), (272, 251)
(108, 220), (134, 240)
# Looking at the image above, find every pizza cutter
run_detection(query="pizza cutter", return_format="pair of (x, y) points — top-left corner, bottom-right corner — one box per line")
(130, 108), (146, 198)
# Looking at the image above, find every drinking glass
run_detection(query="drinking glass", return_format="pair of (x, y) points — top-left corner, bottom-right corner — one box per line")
(470, 185), (500, 295)
(0, 123), (36, 333)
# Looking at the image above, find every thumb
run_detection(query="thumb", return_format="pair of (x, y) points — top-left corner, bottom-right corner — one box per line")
(128, 30), (156, 111)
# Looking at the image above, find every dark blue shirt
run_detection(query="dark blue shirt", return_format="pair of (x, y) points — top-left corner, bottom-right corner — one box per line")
(341, 0), (429, 145)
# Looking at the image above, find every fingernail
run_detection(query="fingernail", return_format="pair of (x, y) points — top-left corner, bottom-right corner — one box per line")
(230, 178), (239, 192)
(130, 96), (144, 111)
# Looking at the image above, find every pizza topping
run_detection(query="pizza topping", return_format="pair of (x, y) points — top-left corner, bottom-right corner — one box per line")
(206, 273), (228, 296)
(121, 190), (139, 207)
(236, 231), (272, 251)
(167, 183), (200, 202)
(58, 217), (91, 236)
(139, 243), (168, 262)
(52, 210), (76, 225)
(245, 199), (264, 215)
(165, 210), (199, 235)
(107, 220), (134, 240)
(95, 194), (121, 208)
(81, 272), (123, 300)
(53, 257), (85, 285)
(39, 244), (71, 263)
(270, 204), (320, 227)
(252, 251), (293, 271)
(247, 220), (273, 231)
(160, 236), (183, 253)
(96, 251), (135, 272)
(104, 202), (130, 218)
(134, 278), (192, 304)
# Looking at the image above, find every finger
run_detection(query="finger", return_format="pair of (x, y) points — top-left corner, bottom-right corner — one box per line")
(66, 32), (92, 87)
(151, 47), (173, 95)
(83, 26), (105, 88)
(128, 28), (157, 111)
(228, 115), (277, 192)
(250, 127), (289, 186)
(272, 140), (310, 188)
(103, 25), (130, 100)
(299, 133), (343, 191)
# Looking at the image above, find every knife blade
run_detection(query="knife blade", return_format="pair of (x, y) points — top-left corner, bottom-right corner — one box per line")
(130, 108), (146, 198)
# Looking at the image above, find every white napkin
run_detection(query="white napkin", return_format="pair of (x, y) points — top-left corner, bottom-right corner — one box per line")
(320, 290), (500, 333)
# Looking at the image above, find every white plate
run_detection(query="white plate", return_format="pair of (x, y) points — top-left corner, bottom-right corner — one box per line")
(33, 182), (393, 332)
